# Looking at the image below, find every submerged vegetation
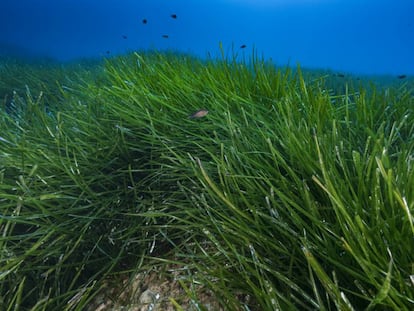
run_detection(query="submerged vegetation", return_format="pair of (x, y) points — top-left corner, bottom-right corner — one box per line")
(0, 51), (413, 310)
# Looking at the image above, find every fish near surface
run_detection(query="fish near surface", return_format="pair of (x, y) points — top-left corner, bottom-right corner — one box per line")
(189, 109), (209, 119)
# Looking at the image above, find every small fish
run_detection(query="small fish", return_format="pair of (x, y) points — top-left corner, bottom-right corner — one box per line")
(189, 109), (209, 119)
(122, 35), (127, 39)
(106, 50), (110, 54)
(240, 44), (246, 49)
(336, 73), (345, 77)
(142, 19), (148, 24)
(162, 34), (169, 39)
(171, 14), (177, 19)
(397, 74), (407, 79)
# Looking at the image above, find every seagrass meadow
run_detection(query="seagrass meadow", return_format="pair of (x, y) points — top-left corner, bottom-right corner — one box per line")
(0, 51), (413, 310)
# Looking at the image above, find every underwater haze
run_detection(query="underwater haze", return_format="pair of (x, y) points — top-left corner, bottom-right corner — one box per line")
(1, 0), (413, 75)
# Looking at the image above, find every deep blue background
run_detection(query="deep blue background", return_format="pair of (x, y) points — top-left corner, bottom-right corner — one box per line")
(1, 0), (413, 75)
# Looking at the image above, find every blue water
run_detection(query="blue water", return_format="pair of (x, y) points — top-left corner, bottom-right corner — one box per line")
(1, 0), (413, 75)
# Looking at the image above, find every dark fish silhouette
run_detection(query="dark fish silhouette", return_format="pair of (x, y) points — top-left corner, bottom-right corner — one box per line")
(171, 14), (177, 19)
(142, 19), (147, 24)
(122, 35), (127, 39)
(336, 73), (345, 77)
(398, 75), (407, 79)
(240, 44), (246, 49)
(189, 109), (209, 119)
(106, 50), (110, 54)
(162, 35), (169, 39)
